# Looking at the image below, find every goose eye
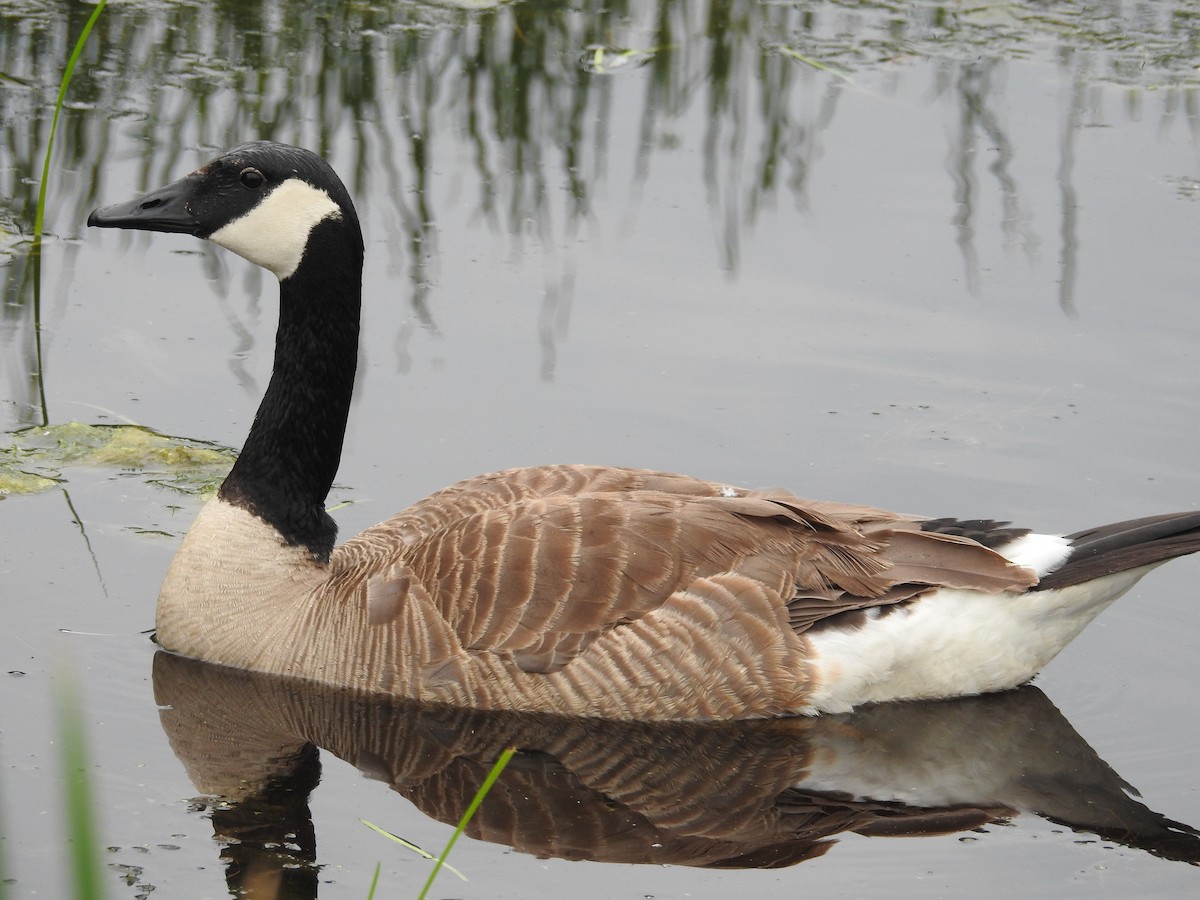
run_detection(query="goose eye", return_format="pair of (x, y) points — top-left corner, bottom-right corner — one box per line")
(239, 168), (265, 189)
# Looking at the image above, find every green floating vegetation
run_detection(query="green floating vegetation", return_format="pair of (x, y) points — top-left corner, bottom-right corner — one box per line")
(0, 467), (60, 495)
(0, 217), (18, 263)
(579, 44), (662, 74)
(768, 0), (1200, 86)
(0, 422), (236, 499)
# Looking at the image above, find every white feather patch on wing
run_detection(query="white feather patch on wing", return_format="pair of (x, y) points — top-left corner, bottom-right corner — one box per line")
(994, 532), (1073, 576)
(209, 179), (342, 279)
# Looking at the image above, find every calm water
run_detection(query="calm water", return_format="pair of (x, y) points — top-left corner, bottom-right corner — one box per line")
(2, 1), (1199, 897)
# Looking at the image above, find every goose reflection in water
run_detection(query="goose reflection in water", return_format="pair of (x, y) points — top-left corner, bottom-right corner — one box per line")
(153, 652), (1200, 897)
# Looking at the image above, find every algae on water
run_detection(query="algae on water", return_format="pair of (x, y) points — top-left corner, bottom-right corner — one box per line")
(0, 422), (236, 499)
(0, 467), (59, 495)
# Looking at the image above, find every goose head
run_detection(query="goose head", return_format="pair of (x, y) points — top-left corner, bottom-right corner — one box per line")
(88, 141), (367, 561)
(87, 141), (363, 281)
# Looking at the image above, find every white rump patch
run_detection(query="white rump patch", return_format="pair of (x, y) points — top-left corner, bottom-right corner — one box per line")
(803, 567), (1154, 714)
(209, 178), (342, 280)
(995, 532), (1073, 576)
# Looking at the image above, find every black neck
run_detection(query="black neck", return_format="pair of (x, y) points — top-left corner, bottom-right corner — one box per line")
(218, 218), (363, 561)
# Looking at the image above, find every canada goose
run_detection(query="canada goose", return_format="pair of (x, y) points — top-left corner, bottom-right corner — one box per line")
(88, 141), (1200, 721)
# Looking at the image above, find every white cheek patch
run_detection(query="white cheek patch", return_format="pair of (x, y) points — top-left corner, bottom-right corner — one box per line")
(209, 178), (342, 280)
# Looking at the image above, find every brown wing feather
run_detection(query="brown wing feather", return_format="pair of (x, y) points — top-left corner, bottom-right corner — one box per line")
(348, 465), (735, 552)
(400, 493), (803, 672)
(333, 465), (1038, 682)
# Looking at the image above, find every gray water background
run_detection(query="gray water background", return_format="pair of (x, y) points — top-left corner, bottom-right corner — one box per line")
(2, 1), (1199, 897)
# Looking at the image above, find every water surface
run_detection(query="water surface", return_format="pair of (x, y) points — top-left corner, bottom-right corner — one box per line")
(2, 1), (1199, 898)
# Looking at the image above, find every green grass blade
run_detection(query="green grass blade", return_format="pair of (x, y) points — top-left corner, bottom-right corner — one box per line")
(365, 862), (380, 900)
(30, 0), (106, 427)
(416, 747), (515, 900)
(360, 819), (466, 881)
(33, 0), (108, 245)
(0, 766), (8, 900)
(55, 659), (106, 900)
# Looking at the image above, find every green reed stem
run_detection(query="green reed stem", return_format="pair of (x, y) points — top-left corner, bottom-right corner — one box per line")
(30, 0), (107, 427)
(366, 862), (380, 899)
(33, 0), (108, 245)
(55, 659), (106, 900)
(415, 747), (515, 900)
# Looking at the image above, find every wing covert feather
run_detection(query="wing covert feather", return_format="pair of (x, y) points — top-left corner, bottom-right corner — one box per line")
(402, 494), (740, 669)
(333, 465), (1040, 681)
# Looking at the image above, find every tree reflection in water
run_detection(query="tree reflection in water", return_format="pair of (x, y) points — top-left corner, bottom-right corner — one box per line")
(3, 0), (1199, 422)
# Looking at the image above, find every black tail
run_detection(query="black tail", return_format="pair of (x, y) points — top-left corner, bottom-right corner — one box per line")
(1035, 511), (1200, 591)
